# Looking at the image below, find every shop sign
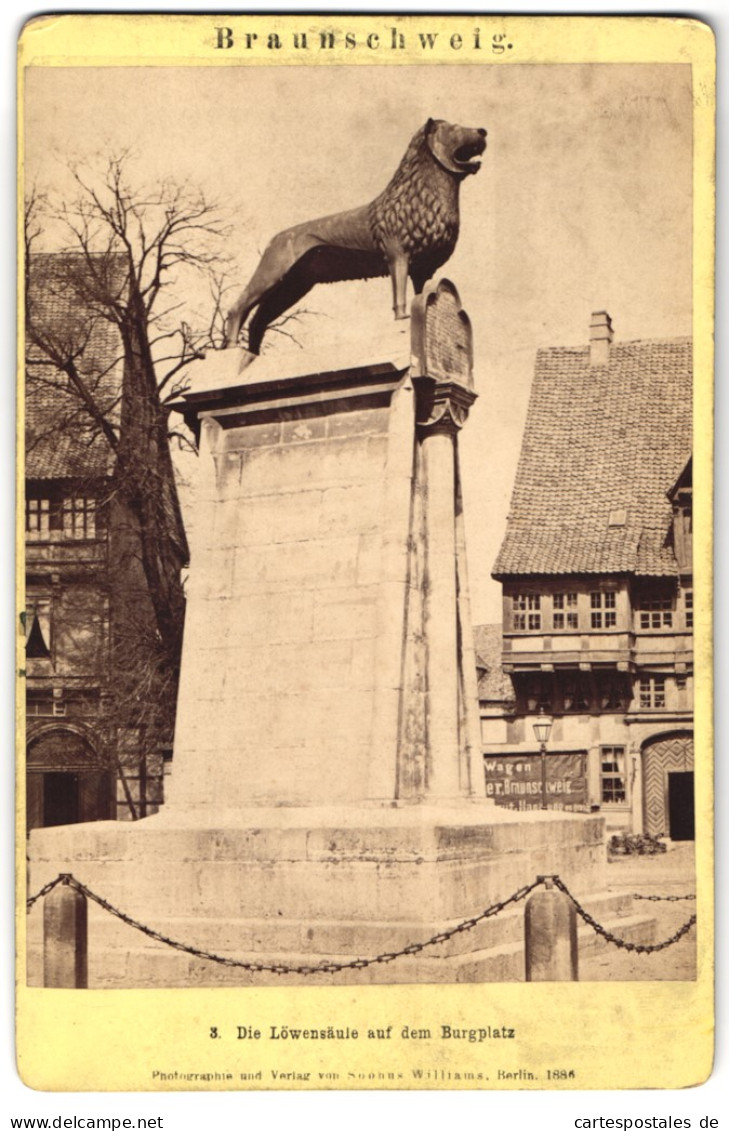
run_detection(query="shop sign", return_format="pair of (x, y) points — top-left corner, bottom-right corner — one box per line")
(483, 752), (589, 812)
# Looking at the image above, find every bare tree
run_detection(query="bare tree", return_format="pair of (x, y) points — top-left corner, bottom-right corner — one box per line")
(25, 157), (235, 661)
(24, 156), (236, 815)
(25, 154), (316, 818)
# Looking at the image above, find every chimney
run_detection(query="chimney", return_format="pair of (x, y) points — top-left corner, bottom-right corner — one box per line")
(590, 310), (613, 366)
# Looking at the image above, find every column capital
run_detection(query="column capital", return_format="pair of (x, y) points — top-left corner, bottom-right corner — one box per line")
(410, 278), (477, 434)
(413, 375), (478, 435)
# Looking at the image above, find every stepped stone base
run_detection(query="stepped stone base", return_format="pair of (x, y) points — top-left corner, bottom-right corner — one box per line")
(28, 805), (611, 987)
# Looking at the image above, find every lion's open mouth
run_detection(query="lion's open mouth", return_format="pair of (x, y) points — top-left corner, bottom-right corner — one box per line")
(454, 138), (486, 171)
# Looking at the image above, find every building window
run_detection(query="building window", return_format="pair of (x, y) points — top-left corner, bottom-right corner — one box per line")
(523, 675), (551, 714)
(590, 591), (617, 629)
(561, 673), (591, 713)
(513, 594), (541, 631)
(553, 593), (578, 630)
(25, 599), (52, 659)
(25, 615), (50, 658)
(26, 498), (50, 541)
(599, 674), (628, 712)
(63, 497), (96, 540)
(638, 596), (673, 630)
(639, 676), (666, 709)
(601, 746), (627, 804)
(27, 699), (54, 717)
(684, 589), (693, 630)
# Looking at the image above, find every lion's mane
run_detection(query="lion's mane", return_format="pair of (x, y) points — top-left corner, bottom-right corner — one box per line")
(368, 124), (460, 273)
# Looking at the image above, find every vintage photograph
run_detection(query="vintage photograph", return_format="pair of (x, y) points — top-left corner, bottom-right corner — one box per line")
(17, 14), (713, 1092)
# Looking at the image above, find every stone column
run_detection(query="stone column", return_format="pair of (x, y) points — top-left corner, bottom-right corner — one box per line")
(423, 420), (459, 794)
(411, 280), (478, 801)
(455, 478), (487, 797)
(416, 380), (477, 798)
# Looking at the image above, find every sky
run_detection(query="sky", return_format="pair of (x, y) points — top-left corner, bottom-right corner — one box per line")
(23, 60), (693, 623)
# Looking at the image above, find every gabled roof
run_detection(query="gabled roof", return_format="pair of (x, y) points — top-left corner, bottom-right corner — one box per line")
(492, 334), (692, 579)
(25, 253), (126, 481)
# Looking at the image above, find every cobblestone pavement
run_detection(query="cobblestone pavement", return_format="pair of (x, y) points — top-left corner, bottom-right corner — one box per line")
(580, 842), (697, 981)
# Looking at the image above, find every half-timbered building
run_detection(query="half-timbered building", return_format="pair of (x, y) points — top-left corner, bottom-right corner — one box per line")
(485, 312), (693, 837)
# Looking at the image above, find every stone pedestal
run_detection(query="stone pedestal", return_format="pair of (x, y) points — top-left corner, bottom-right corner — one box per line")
(167, 283), (482, 811)
(27, 282), (609, 986)
(28, 806), (607, 986)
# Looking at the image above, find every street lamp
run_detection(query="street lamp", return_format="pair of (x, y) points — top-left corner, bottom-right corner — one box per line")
(533, 709), (553, 811)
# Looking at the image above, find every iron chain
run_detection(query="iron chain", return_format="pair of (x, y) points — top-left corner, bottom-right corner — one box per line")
(25, 874), (66, 911)
(631, 893), (696, 902)
(27, 873), (541, 976)
(552, 877), (696, 953)
(27, 872), (696, 969)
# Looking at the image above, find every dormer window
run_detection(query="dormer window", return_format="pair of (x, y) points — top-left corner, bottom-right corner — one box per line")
(672, 491), (692, 572)
(668, 458), (692, 573)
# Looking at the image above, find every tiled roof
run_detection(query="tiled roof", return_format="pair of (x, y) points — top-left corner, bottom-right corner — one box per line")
(473, 623), (514, 704)
(25, 254), (126, 480)
(492, 336), (692, 579)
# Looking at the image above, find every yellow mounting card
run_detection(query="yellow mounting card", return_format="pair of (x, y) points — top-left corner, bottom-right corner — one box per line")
(17, 14), (715, 1094)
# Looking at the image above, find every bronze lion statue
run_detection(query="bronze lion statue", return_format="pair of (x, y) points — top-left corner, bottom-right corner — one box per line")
(224, 118), (487, 354)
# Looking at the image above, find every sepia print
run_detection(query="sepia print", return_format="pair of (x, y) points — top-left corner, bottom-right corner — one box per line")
(17, 14), (714, 1092)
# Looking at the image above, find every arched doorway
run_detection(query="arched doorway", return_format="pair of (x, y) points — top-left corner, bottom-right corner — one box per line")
(27, 729), (114, 832)
(642, 732), (694, 840)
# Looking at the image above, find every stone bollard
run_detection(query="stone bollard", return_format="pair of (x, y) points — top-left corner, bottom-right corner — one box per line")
(525, 876), (578, 982)
(43, 877), (88, 988)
